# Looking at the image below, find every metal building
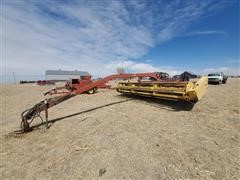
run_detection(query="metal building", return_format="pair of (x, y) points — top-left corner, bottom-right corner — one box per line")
(45, 70), (91, 81)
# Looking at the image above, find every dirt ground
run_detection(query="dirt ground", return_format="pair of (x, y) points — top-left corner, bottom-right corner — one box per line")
(1, 78), (239, 179)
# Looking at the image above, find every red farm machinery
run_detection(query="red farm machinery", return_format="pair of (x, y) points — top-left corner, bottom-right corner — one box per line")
(20, 72), (163, 131)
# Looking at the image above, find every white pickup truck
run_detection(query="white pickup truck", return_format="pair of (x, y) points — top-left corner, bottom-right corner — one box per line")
(208, 72), (227, 84)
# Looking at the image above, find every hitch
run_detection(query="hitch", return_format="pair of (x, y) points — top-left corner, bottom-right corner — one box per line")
(20, 94), (74, 132)
(20, 100), (47, 132)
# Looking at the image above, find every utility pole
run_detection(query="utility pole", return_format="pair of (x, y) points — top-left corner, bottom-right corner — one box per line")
(13, 72), (16, 84)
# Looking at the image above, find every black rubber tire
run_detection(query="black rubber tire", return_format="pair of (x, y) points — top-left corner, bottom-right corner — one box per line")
(87, 88), (95, 94)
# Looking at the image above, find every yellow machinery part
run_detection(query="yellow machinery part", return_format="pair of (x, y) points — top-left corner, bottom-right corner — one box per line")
(116, 76), (208, 103)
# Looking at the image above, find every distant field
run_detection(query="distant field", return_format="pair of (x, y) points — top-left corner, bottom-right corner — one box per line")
(1, 78), (239, 179)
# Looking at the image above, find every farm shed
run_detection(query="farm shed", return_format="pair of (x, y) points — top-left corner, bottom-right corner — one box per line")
(45, 70), (91, 81)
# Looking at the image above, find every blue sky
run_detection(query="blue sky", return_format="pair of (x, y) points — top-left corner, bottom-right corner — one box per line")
(1, 0), (239, 82)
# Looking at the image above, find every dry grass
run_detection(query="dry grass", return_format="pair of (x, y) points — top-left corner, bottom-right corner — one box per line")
(1, 78), (239, 179)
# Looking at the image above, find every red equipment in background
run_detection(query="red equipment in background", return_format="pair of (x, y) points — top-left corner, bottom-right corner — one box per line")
(37, 80), (55, 86)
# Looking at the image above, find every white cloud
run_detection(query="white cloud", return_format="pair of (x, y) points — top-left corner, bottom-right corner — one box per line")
(181, 30), (227, 37)
(104, 60), (182, 76)
(1, 0), (227, 80)
(202, 67), (240, 76)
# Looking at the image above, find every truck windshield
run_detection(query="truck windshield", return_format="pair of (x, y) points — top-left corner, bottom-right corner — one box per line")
(208, 73), (220, 76)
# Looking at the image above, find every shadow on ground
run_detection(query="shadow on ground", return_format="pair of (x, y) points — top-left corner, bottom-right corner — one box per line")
(12, 99), (131, 134)
(117, 94), (194, 111)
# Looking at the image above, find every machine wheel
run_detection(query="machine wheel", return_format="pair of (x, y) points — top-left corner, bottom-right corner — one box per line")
(87, 88), (96, 94)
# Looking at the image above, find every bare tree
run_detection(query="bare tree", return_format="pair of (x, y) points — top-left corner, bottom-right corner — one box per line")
(116, 67), (125, 74)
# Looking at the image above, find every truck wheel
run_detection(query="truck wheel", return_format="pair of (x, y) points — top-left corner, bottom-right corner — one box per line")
(222, 80), (226, 84)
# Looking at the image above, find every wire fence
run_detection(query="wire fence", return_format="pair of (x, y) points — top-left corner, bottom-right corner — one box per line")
(1, 74), (45, 83)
